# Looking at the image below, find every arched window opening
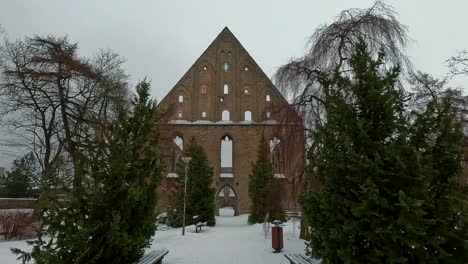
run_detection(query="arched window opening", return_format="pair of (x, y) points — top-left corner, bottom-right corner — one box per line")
(178, 95), (184, 103)
(221, 136), (233, 169)
(266, 112), (271, 118)
(270, 137), (280, 152)
(222, 110), (230, 121)
(244, 111), (252, 121)
(270, 137), (284, 178)
(223, 62), (229, 72)
(217, 185), (237, 216)
(178, 111), (183, 118)
(168, 136), (184, 177)
(266, 94), (271, 102)
(203, 65), (208, 71)
(218, 186), (236, 197)
(224, 84), (229, 94)
(202, 112), (207, 118)
(174, 136), (183, 150)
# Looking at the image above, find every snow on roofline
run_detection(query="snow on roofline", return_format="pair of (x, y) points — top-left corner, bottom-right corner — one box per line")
(220, 173), (234, 178)
(168, 120), (280, 125)
(0, 198), (37, 200)
(274, 173), (286, 179)
(166, 173), (179, 178)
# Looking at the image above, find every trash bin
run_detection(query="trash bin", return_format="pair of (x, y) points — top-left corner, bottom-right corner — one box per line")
(271, 220), (283, 253)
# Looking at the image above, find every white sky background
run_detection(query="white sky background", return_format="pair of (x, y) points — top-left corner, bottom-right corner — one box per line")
(1, 0), (468, 167)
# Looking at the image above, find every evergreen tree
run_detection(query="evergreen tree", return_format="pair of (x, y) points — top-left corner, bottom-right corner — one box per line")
(167, 137), (216, 227)
(248, 136), (284, 224)
(411, 96), (468, 262)
(300, 40), (467, 263)
(13, 79), (165, 264)
(2, 152), (38, 196)
(166, 179), (184, 227)
(185, 137), (216, 226)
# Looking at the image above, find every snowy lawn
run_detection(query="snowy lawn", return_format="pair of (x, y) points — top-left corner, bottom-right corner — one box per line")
(1, 207), (315, 264)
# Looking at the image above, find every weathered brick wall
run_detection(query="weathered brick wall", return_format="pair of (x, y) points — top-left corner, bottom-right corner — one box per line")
(157, 123), (305, 215)
(0, 198), (38, 210)
(0, 167), (5, 182)
(155, 28), (306, 215)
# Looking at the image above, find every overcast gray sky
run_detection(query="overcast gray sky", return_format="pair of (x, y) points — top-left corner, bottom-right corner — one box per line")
(1, 0), (468, 167)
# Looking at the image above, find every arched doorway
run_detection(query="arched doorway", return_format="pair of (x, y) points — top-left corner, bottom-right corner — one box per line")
(217, 185), (238, 216)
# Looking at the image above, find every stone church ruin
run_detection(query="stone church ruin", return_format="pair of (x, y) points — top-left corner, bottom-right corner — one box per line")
(157, 27), (305, 215)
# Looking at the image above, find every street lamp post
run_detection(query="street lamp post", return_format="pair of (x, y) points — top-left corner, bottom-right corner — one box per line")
(181, 156), (192, 236)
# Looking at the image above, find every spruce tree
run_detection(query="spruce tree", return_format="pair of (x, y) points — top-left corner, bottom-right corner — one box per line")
(185, 137), (216, 226)
(248, 136), (284, 224)
(411, 96), (468, 262)
(300, 40), (467, 263)
(3, 152), (38, 196)
(167, 137), (216, 227)
(166, 179), (185, 227)
(13, 79), (164, 264)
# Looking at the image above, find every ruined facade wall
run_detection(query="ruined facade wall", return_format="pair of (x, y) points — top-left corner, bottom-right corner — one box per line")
(157, 123), (305, 215)
(155, 28), (306, 215)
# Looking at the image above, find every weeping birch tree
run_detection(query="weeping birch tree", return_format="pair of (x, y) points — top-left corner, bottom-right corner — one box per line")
(274, 1), (412, 145)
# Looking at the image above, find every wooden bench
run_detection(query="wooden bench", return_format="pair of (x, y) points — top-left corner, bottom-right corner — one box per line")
(195, 222), (207, 233)
(137, 249), (169, 264)
(284, 253), (317, 264)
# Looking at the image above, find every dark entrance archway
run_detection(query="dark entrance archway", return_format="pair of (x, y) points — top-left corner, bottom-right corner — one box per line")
(216, 184), (238, 216)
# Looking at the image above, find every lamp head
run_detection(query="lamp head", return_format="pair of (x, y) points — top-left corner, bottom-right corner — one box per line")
(181, 156), (192, 164)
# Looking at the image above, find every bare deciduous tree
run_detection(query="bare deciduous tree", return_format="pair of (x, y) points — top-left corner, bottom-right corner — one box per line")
(0, 35), (129, 188)
(445, 49), (468, 135)
(274, 1), (412, 141)
(408, 71), (468, 135)
(447, 50), (468, 77)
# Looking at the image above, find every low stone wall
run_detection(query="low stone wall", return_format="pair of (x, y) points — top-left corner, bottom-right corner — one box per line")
(0, 198), (38, 210)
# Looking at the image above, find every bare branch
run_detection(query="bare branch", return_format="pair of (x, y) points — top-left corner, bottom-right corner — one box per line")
(274, 1), (412, 145)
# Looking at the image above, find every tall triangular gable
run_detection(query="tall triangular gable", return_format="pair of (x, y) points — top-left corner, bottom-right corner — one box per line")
(158, 27), (293, 123)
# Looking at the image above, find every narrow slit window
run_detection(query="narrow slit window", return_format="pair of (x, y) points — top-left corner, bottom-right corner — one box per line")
(270, 137), (283, 176)
(169, 136), (184, 175)
(244, 84), (250, 95)
(266, 95), (271, 102)
(200, 83), (208, 94)
(222, 110), (230, 121)
(244, 111), (252, 121)
(224, 84), (229, 95)
(221, 136), (233, 168)
(173, 136), (183, 150)
(223, 62), (229, 72)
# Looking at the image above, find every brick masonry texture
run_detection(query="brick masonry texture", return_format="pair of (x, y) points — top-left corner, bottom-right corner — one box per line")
(155, 28), (307, 215)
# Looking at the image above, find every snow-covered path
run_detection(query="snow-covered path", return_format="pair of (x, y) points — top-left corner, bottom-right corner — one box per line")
(0, 208), (312, 264)
(147, 208), (309, 264)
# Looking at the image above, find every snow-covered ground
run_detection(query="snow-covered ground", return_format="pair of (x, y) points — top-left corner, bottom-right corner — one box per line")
(1, 207), (316, 264)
